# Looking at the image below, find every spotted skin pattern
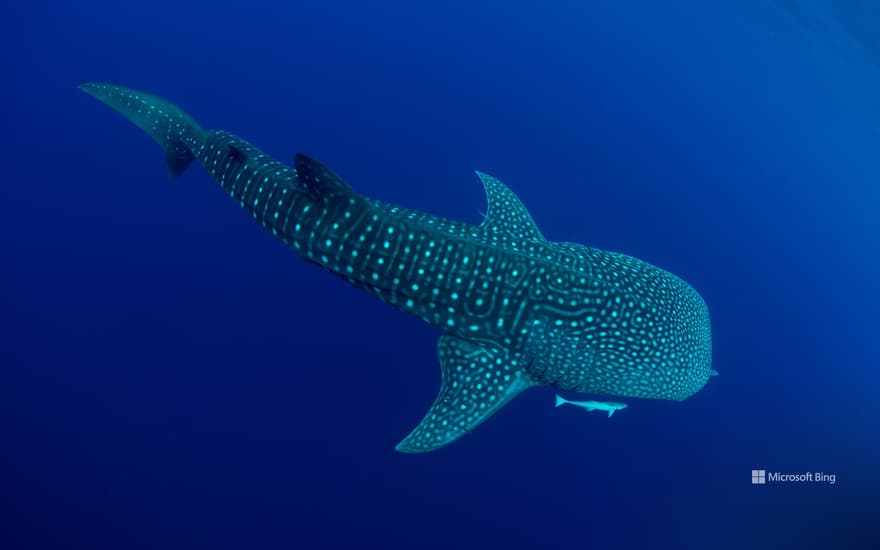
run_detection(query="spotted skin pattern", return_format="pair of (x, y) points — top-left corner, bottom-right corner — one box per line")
(80, 83), (714, 453)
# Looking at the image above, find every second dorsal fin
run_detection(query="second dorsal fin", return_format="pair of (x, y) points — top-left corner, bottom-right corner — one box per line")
(294, 154), (357, 202)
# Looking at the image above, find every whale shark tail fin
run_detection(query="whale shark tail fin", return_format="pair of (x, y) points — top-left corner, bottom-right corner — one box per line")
(555, 394), (567, 408)
(78, 83), (207, 178)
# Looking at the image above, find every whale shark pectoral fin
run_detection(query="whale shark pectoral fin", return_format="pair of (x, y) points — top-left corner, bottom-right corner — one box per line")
(395, 335), (535, 453)
(475, 171), (546, 243)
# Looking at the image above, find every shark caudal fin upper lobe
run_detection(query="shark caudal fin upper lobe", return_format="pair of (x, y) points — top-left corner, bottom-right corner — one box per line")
(79, 83), (206, 177)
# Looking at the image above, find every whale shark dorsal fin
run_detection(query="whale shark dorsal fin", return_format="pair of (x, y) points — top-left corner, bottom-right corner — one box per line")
(294, 154), (358, 202)
(475, 171), (546, 243)
(395, 335), (535, 453)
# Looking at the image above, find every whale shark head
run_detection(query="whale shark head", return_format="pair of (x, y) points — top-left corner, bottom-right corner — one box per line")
(638, 275), (713, 402)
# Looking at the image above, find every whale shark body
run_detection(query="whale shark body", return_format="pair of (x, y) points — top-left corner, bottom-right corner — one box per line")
(80, 83), (714, 453)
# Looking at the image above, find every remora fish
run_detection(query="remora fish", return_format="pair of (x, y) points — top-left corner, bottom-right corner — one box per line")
(555, 395), (628, 417)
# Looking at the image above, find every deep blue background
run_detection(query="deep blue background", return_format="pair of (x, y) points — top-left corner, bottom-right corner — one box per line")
(3, 1), (879, 548)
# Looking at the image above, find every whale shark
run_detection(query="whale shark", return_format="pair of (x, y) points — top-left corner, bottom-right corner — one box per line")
(79, 82), (714, 453)
(554, 395), (628, 417)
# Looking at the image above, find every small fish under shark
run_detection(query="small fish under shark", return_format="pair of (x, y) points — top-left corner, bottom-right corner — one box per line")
(555, 395), (628, 417)
(79, 83), (715, 453)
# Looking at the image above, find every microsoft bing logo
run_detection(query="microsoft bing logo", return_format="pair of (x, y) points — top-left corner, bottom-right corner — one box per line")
(750, 469), (836, 485)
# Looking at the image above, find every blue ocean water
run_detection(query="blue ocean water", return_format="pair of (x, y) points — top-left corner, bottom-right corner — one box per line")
(3, 1), (879, 548)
